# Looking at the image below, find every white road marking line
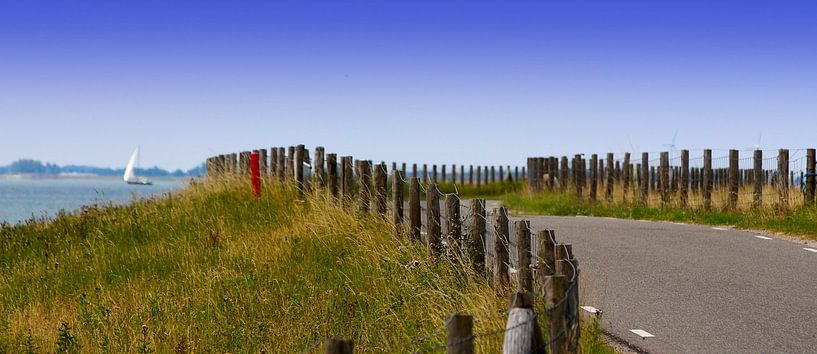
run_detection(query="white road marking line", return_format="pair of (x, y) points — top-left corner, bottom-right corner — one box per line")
(712, 227), (728, 231)
(629, 329), (655, 338)
(804, 248), (817, 253)
(576, 215), (588, 218)
(581, 306), (600, 314)
(754, 235), (772, 240)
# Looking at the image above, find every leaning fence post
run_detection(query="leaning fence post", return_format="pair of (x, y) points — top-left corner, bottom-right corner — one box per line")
(446, 194), (461, 256)
(325, 338), (354, 354)
(392, 171), (404, 237)
(493, 208), (510, 292)
(446, 313), (474, 354)
(427, 184), (442, 258)
(314, 147), (325, 188)
(503, 292), (544, 354)
(409, 178), (421, 242)
(556, 259), (580, 353)
(544, 275), (568, 353)
(470, 199), (486, 273)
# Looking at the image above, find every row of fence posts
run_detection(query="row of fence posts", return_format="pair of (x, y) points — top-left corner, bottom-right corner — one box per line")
(527, 148), (817, 210)
(204, 146), (580, 353)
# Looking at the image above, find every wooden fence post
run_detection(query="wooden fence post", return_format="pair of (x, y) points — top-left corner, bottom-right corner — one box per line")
(447, 314), (474, 354)
(442, 164), (447, 183)
(259, 148), (268, 180)
(805, 149), (817, 205)
(269, 148), (277, 179)
(728, 149), (739, 210)
(392, 171), (404, 237)
(374, 163), (388, 217)
(623, 153), (631, 203)
(295, 145), (306, 192)
(494, 208), (510, 291)
(589, 154), (598, 201)
(606, 153), (614, 202)
(325, 338), (354, 354)
(544, 275), (568, 353)
(327, 154), (338, 197)
(240, 151), (251, 176)
(753, 150), (762, 208)
(341, 156), (354, 201)
(402, 163), (407, 180)
(680, 150), (689, 207)
(460, 165), (465, 185)
(358, 160), (372, 213)
(409, 178), (421, 242)
(515, 221), (532, 298)
(490, 166), (495, 183)
(503, 292), (544, 354)
(452, 164), (457, 184)
(433, 164), (438, 183)
(778, 149), (789, 209)
(470, 199), (486, 273)
(412, 163), (418, 179)
(287, 146), (295, 179)
(277, 148), (286, 180)
(446, 194), (461, 256)
(314, 147), (325, 188)
(703, 149), (713, 211)
(499, 166), (504, 182)
(556, 258), (580, 353)
(548, 157), (556, 192)
(423, 164), (428, 183)
(427, 184), (442, 258)
(476, 166), (482, 187)
(559, 157), (568, 193)
(469, 165), (474, 185)
(660, 152), (669, 206)
(532, 230), (556, 304)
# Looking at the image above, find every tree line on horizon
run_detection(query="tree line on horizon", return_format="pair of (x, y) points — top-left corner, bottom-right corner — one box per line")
(0, 159), (204, 177)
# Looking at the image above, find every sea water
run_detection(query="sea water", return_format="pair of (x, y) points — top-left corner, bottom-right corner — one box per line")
(0, 177), (187, 225)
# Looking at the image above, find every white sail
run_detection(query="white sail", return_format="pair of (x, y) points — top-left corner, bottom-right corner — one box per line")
(123, 147), (139, 182)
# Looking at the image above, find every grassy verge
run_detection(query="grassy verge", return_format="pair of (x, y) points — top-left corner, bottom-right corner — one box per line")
(502, 191), (817, 240)
(0, 178), (611, 352)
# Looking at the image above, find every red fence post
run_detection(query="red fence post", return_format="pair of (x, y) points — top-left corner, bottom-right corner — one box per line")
(251, 151), (261, 198)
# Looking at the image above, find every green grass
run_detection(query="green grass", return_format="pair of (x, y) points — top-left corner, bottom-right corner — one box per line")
(0, 178), (611, 353)
(502, 190), (817, 240)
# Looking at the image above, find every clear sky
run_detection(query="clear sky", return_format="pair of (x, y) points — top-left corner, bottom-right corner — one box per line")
(1, 0), (815, 170)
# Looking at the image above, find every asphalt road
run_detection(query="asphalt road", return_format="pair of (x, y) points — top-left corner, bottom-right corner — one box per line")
(515, 213), (817, 353)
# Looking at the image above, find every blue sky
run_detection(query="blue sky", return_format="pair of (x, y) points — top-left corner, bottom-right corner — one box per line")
(1, 0), (815, 170)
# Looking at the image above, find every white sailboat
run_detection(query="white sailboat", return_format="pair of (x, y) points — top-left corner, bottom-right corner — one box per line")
(123, 146), (153, 185)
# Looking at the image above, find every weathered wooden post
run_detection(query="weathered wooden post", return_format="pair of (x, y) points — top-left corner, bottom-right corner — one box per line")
(423, 164), (428, 183)
(452, 164), (457, 184)
(545, 275), (568, 353)
(494, 208), (510, 291)
(327, 154), (338, 197)
(470, 199), (486, 273)
(515, 221), (532, 298)
(412, 163), (418, 179)
(606, 153), (614, 202)
(341, 156), (354, 201)
(286, 146), (295, 179)
(460, 165), (465, 185)
(427, 184), (442, 258)
(433, 164), (438, 183)
(556, 258), (580, 353)
(374, 163), (388, 217)
(277, 147), (286, 180)
(269, 148), (278, 179)
(447, 313), (474, 354)
(295, 145), (307, 192)
(358, 160), (372, 212)
(325, 338), (353, 354)
(589, 154), (598, 201)
(469, 165), (474, 185)
(259, 148), (268, 180)
(314, 147), (325, 188)
(548, 157), (557, 192)
(446, 194), (461, 255)
(778, 149), (789, 209)
(239, 151), (251, 175)
(558, 157), (567, 193)
(805, 149), (817, 205)
(728, 149), (739, 210)
(680, 150), (689, 207)
(702, 149), (712, 210)
(499, 166), (505, 182)
(660, 152), (669, 206)
(402, 163), (407, 180)
(490, 166), (496, 183)
(409, 178), (421, 242)
(503, 292), (544, 354)
(392, 170), (404, 237)
(442, 164), (447, 183)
